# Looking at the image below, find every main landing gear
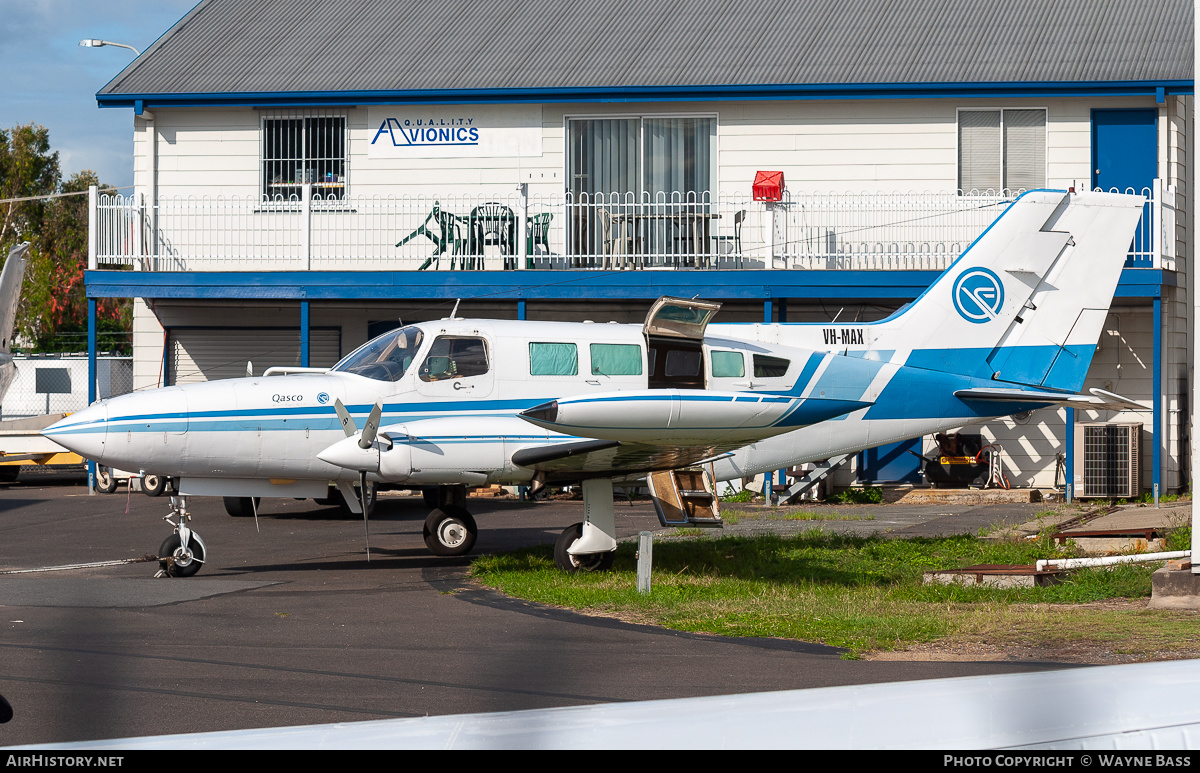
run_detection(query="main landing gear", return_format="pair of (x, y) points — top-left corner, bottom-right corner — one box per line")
(422, 485), (478, 556)
(157, 496), (207, 578)
(553, 478), (618, 573)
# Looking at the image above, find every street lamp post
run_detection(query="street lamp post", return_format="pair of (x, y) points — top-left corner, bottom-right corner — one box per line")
(78, 39), (140, 56)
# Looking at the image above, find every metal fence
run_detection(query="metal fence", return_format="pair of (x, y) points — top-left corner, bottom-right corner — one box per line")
(0, 355), (132, 421)
(90, 183), (1169, 273)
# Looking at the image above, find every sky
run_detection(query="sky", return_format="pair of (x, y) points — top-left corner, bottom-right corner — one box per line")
(0, 0), (198, 191)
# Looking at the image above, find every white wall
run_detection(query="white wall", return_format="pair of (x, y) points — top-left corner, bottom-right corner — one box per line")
(137, 96), (1165, 203)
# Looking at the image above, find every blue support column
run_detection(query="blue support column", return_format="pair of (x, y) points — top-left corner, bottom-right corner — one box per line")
(87, 299), (97, 493)
(778, 298), (788, 323)
(764, 299), (773, 323)
(1153, 296), (1162, 503)
(1065, 407), (1075, 501)
(517, 299), (526, 320)
(299, 301), (310, 368)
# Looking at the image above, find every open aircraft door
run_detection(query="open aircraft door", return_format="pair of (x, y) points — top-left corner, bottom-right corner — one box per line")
(643, 297), (721, 390)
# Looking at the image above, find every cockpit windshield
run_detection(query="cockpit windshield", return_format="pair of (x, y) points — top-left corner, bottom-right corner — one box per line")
(333, 326), (425, 382)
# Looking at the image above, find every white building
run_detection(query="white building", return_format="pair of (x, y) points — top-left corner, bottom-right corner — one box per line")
(85, 0), (1193, 495)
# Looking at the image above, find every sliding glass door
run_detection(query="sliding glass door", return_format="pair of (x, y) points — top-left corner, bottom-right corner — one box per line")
(567, 116), (716, 265)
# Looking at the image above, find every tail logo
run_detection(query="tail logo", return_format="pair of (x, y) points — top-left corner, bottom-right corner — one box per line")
(952, 268), (1005, 323)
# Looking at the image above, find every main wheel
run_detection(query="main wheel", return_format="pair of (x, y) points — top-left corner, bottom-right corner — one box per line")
(158, 532), (205, 578)
(423, 506), (477, 556)
(554, 522), (615, 573)
(95, 467), (117, 494)
(143, 474), (168, 497)
(223, 496), (260, 517)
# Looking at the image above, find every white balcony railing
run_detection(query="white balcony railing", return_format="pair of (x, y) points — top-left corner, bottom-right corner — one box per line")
(88, 183), (1172, 273)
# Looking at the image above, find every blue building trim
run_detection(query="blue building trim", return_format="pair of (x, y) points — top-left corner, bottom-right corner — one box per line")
(97, 80), (1194, 110)
(84, 268), (1168, 302)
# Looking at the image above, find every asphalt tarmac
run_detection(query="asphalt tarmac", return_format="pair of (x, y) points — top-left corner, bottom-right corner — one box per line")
(0, 471), (1070, 747)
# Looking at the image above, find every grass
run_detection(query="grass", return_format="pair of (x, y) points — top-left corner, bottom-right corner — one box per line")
(471, 528), (1199, 658)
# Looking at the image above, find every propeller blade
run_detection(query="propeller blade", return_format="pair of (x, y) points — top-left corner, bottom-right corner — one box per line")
(359, 471), (371, 562)
(334, 398), (357, 437)
(359, 401), (382, 450)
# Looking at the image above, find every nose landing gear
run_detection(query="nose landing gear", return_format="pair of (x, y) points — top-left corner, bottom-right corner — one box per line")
(156, 496), (207, 578)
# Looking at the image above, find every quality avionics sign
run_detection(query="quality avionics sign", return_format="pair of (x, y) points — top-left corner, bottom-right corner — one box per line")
(367, 105), (542, 158)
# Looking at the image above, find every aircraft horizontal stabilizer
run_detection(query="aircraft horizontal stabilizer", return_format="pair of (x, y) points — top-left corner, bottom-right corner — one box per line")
(518, 389), (870, 444)
(954, 386), (1142, 412)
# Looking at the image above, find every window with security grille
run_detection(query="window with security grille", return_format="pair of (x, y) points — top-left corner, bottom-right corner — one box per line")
(261, 114), (346, 201)
(958, 109), (1046, 194)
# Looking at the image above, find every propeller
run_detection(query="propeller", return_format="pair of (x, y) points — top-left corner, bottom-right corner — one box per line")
(333, 398), (382, 561)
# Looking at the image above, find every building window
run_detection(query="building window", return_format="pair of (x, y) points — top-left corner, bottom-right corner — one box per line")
(261, 113), (346, 201)
(958, 109), (1046, 194)
(567, 115), (717, 258)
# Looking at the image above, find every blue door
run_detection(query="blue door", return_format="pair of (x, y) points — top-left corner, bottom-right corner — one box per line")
(1092, 109), (1156, 266)
(857, 438), (923, 484)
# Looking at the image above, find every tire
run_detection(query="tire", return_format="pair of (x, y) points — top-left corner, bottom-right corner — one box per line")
(143, 474), (168, 497)
(554, 522), (615, 573)
(95, 467), (117, 494)
(223, 496), (260, 517)
(423, 506), (477, 556)
(0, 465), (19, 484)
(158, 532), (205, 578)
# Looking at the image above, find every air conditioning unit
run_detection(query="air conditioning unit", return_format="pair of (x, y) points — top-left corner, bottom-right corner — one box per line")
(1072, 422), (1142, 499)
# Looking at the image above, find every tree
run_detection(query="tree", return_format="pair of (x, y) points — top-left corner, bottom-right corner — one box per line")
(0, 124), (60, 247)
(0, 124), (129, 353)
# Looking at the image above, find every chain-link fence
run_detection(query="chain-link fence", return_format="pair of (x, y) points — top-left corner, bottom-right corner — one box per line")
(0, 354), (132, 421)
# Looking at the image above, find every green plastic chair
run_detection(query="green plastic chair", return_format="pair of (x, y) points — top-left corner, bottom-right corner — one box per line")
(525, 212), (552, 268)
(396, 202), (467, 270)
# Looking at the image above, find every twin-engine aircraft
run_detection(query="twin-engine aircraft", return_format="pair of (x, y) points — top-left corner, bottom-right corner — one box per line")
(0, 242), (29, 403)
(45, 190), (1145, 575)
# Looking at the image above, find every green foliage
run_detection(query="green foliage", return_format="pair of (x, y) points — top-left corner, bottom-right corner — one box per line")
(1167, 525), (1192, 552)
(0, 126), (130, 353)
(720, 486), (755, 503)
(829, 487), (884, 504)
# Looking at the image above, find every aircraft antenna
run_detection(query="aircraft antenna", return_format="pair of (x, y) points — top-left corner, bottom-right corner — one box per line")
(451, 299), (461, 319)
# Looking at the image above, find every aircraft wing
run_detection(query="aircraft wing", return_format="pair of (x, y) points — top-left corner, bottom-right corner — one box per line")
(509, 437), (746, 482)
(954, 386), (1143, 412)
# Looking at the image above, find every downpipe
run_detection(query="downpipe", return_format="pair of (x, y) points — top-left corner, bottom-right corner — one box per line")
(1036, 551), (1190, 572)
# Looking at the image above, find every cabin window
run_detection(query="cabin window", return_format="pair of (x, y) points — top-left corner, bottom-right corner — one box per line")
(261, 112), (347, 201)
(958, 108), (1046, 194)
(333, 326), (423, 382)
(710, 351), (745, 378)
(753, 354), (790, 378)
(529, 342), (578, 376)
(420, 336), (489, 381)
(589, 343), (642, 376)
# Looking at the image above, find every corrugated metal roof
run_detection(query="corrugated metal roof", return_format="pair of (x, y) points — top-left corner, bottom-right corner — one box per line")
(99, 0), (1193, 98)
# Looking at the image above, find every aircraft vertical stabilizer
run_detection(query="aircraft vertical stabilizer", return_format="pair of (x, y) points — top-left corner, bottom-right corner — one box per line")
(0, 242), (29, 402)
(0, 242), (28, 355)
(863, 190), (1144, 391)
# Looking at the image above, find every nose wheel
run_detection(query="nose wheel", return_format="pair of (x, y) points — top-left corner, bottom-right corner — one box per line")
(156, 497), (207, 578)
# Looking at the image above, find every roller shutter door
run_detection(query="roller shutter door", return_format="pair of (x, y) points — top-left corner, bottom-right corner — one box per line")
(168, 327), (341, 384)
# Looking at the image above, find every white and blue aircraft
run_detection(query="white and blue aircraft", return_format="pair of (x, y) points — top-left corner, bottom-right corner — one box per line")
(44, 190), (1145, 575)
(0, 242), (29, 403)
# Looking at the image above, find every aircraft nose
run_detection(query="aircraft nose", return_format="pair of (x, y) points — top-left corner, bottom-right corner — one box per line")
(42, 401), (109, 461)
